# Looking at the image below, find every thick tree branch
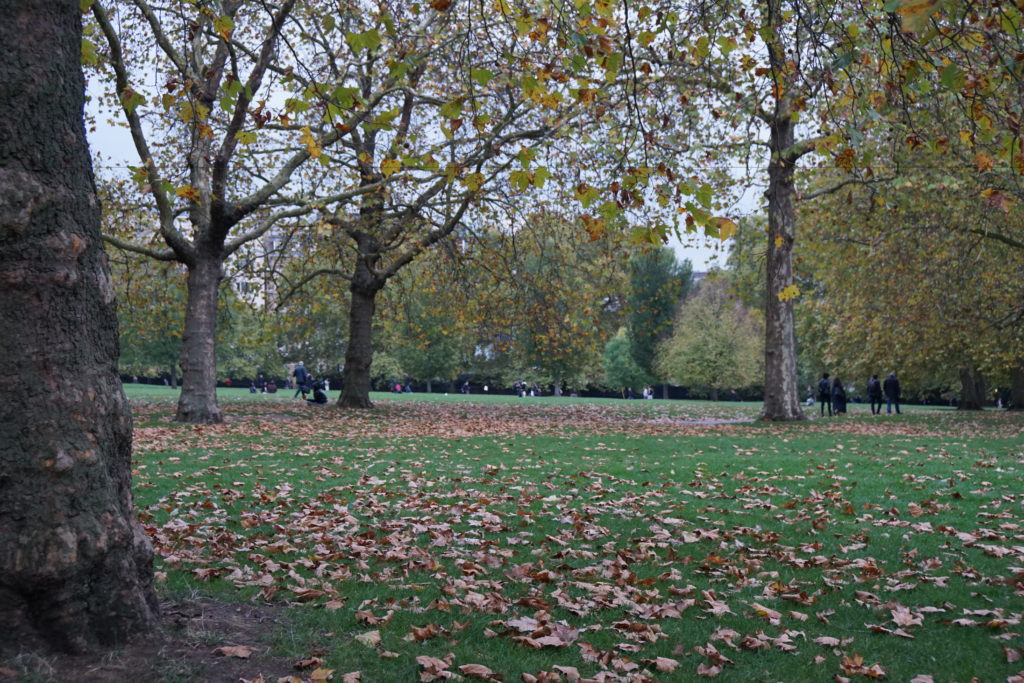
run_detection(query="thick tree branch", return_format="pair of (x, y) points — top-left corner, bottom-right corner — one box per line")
(966, 227), (1024, 252)
(800, 172), (898, 201)
(102, 234), (179, 262)
(223, 206), (313, 256)
(275, 268), (353, 310)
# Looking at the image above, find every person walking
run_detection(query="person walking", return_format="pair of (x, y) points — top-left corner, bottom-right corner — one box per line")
(831, 375), (848, 415)
(867, 374), (883, 415)
(817, 372), (833, 417)
(293, 361), (310, 399)
(883, 371), (901, 414)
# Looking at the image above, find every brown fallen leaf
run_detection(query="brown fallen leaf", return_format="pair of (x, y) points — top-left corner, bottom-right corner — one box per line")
(341, 673), (361, 683)
(213, 644), (253, 658)
(458, 663), (502, 680)
(295, 656), (326, 669)
(353, 630), (381, 648)
(310, 668), (335, 681)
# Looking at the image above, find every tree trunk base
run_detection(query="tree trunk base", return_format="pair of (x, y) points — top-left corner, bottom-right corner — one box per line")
(337, 394), (374, 409)
(758, 410), (808, 422)
(174, 399), (223, 424)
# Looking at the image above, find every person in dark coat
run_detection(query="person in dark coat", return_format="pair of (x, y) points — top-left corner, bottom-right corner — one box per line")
(831, 376), (847, 415)
(866, 374), (883, 415)
(883, 371), (901, 414)
(306, 381), (328, 405)
(293, 361), (310, 399)
(817, 372), (832, 417)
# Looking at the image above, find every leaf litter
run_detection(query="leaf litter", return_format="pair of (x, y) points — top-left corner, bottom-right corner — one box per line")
(119, 400), (1024, 681)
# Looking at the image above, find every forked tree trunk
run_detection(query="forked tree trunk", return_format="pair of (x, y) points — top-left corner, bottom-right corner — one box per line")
(175, 255), (223, 423)
(958, 365), (987, 410)
(0, 0), (160, 653)
(761, 115), (805, 422)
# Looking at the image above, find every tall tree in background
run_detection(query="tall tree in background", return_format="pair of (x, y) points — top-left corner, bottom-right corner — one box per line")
(656, 277), (764, 401)
(800, 149), (1024, 409)
(0, 0), (158, 652)
(603, 328), (651, 396)
(627, 248), (691, 397)
(88, 0), (318, 423)
(667, 0), (904, 419)
(385, 249), (474, 392)
(491, 213), (627, 394)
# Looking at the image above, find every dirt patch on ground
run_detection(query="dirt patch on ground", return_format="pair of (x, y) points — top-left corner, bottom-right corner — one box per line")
(1, 599), (297, 683)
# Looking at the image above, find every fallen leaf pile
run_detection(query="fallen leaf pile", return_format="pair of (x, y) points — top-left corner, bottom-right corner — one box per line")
(130, 399), (1024, 681)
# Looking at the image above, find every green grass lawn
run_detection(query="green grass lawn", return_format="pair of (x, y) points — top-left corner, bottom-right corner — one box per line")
(124, 389), (1024, 682)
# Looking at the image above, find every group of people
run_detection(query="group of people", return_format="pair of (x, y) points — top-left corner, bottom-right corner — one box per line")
(513, 380), (539, 397)
(292, 361), (328, 404)
(816, 371), (901, 417)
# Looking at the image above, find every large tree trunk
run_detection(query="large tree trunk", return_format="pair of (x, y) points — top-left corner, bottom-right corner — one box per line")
(339, 260), (381, 408)
(174, 254), (223, 423)
(0, 0), (160, 653)
(1010, 361), (1024, 411)
(958, 365), (987, 410)
(709, 386), (719, 401)
(760, 116), (805, 421)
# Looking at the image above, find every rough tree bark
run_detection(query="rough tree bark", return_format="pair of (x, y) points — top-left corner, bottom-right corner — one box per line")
(757, 0), (808, 422)
(175, 253), (223, 423)
(958, 365), (987, 410)
(338, 236), (384, 408)
(0, 0), (159, 653)
(760, 113), (806, 421)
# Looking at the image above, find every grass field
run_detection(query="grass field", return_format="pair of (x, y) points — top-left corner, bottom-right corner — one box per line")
(33, 389), (1024, 681)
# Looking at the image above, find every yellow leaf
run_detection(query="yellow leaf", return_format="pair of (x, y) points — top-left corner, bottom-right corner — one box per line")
(714, 217), (737, 241)
(774, 234), (784, 248)
(462, 172), (485, 191)
(777, 284), (801, 301)
(301, 126), (322, 158)
(175, 185), (201, 202)
(896, 0), (943, 33)
(380, 158), (401, 177)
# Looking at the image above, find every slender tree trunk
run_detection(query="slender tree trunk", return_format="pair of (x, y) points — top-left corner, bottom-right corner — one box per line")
(175, 255), (223, 423)
(709, 386), (719, 401)
(426, 379), (433, 393)
(760, 115), (805, 421)
(1010, 360), (1024, 411)
(553, 373), (563, 397)
(661, 383), (669, 400)
(0, 0), (159, 653)
(958, 365), (986, 410)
